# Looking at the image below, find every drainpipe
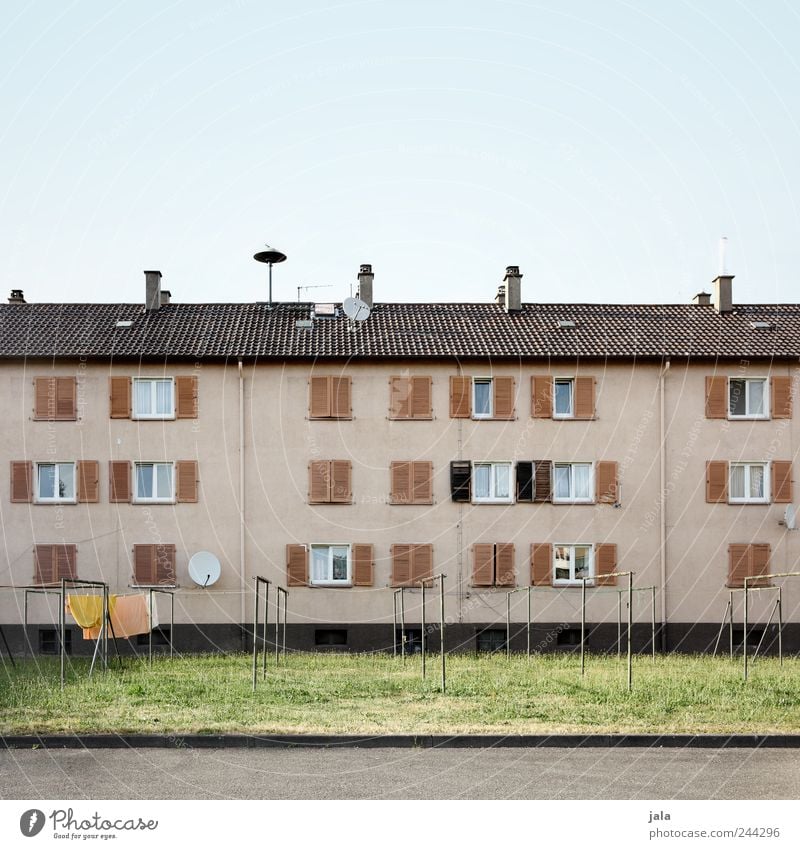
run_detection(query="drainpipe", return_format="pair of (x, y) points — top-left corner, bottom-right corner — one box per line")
(239, 359), (246, 649)
(659, 358), (671, 651)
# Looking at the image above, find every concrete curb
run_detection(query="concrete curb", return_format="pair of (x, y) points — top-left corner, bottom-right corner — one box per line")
(4, 734), (800, 749)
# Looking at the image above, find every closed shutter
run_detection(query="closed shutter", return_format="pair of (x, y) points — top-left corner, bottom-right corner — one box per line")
(176, 460), (199, 502)
(330, 460), (352, 503)
(109, 376), (131, 418)
(154, 544), (177, 584)
(534, 460), (552, 503)
(472, 544), (494, 587)
(175, 376), (198, 418)
(411, 543), (433, 585)
(531, 376), (552, 418)
(595, 543), (617, 586)
(771, 376), (792, 419)
(727, 544), (750, 588)
(390, 461), (411, 504)
(530, 543), (552, 586)
(133, 544), (156, 585)
(749, 543), (771, 587)
(706, 460), (728, 503)
(450, 460), (471, 501)
(574, 376), (595, 419)
(34, 377), (76, 421)
(596, 461), (619, 504)
(412, 461), (433, 504)
(493, 376), (515, 420)
(771, 461), (792, 503)
(352, 544), (374, 586)
(77, 461), (100, 503)
(331, 376), (352, 418)
(391, 544), (412, 587)
(33, 545), (56, 584)
(705, 376), (727, 419)
(516, 461), (534, 502)
(309, 376), (330, 418)
(411, 376), (432, 419)
(10, 461), (33, 503)
(286, 544), (309, 586)
(495, 543), (515, 587)
(389, 377), (411, 418)
(449, 376), (471, 418)
(109, 461), (131, 503)
(309, 460), (330, 503)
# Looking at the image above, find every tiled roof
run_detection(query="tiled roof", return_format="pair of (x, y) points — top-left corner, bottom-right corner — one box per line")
(0, 301), (798, 360)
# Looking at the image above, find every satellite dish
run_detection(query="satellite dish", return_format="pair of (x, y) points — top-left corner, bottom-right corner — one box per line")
(784, 505), (797, 531)
(188, 551), (221, 587)
(343, 297), (371, 322)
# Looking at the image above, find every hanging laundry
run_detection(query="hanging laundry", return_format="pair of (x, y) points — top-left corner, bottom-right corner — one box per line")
(66, 594), (117, 630)
(82, 594), (155, 639)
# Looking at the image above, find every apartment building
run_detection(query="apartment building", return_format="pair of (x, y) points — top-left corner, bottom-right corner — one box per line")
(0, 266), (798, 655)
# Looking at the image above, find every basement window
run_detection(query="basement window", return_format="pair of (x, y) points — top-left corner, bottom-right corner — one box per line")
(476, 628), (507, 653)
(315, 628), (348, 647)
(395, 628), (423, 654)
(39, 628), (71, 655)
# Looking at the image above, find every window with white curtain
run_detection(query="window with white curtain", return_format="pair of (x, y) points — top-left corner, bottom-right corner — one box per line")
(310, 545), (351, 585)
(472, 462), (513, 503)
(553, 462), (593, 502)
(133, 378), (175, 419)
(729, 462), (769, 503)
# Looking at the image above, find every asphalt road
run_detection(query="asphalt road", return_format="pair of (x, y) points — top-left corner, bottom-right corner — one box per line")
(1, 747), (799, 799)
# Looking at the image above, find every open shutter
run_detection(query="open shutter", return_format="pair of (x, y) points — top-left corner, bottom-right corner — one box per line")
(595, 543), (617, 586)
(56, 377), (77, 420)
(389, 377), (410, 418)
(309, 461), (330, 504)
(154, 544), (177, 584)
(772, 461), (792, 503)
(391, 544), (412, 587)
(411, 543), (433, 585)
(33, 545), (56, 584)
(596, 461), (619, 504)
(534, 460), (552, 503)
(531, 376), (552, 418)
(390, 461), (411, 504)
(706, 460), (728, 503)
(472, 544), (494, 587)
(175, 376), (198, 418)
(574, 376), (595, 419)
(749, 543), (771, 588)
(77, 461), (100, 503)
(493, 376), (515, 420)
(727, 544), (751, 589)
(286, 544), (309, 586)
(412, 461), (433, 504)
(330, 376), (351, 418)
(495, 543), (515, 587)
(411, 376), (432, 419)
(133, 544), (156, 585)
(352, 544), (374, 586)
(530, 543), (552, 586)
(34, 377), (53, 420)
(450, 460), (471, 502)
(771, 376), (792, 419)
(176, 460), (199, 503)
(330, 460), (352, 503)
(449, 376), (471, 418)
(56, 544), (77, 580)
(309, 376), (330, 418)
(109, 377), (131, 418)
(705, 376), (727, 419)
(109, 461), (131, 503)
(516, 462), (534, 502)
(10, 461), (33, 503)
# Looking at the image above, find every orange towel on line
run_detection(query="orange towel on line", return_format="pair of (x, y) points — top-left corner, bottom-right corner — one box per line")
(82, 593), (157, 640)
(65, 594), (117, 629)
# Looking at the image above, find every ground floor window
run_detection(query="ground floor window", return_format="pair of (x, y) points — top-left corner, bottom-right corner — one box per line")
(310, 545), (351, 585)
(553, 544), (593, 585)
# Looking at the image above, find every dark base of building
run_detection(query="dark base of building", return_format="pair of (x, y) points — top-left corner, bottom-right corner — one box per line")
(1, 621), (798, 657)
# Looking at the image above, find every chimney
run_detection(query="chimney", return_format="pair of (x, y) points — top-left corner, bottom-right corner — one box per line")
(357, 263), (373, 308)
(503, 265), (522, 312)
(711, 274), (733, 313)
(160, 289), (172, 306)
(692, 291), (711, 306)
(144, 270), (162, 311)
(495, 285), (505, 308)
(7, 289), (26, 304)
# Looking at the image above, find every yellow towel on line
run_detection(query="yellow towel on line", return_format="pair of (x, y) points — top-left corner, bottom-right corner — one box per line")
(65, 594), (117, 629)
(83, 593), (157, 640)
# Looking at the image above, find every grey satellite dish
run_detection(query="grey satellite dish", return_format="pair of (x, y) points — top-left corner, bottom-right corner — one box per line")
(784, 504), (797, 531)
(343, 296), (371, 322)
(188, 551), (221, 587)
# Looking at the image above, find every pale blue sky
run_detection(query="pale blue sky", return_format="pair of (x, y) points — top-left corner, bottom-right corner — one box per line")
(1, 0), (799, 305)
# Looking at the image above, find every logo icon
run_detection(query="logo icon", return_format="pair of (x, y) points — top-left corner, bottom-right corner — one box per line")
(19, 809), (46, 837)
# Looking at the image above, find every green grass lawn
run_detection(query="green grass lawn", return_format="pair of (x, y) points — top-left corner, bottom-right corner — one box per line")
(1, 652), (798, 735)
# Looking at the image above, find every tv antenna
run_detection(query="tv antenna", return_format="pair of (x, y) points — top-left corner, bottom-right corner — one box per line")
(253, 244), (287, 305)
(343, 296), (371, 332)
(297, 284), (333, 302)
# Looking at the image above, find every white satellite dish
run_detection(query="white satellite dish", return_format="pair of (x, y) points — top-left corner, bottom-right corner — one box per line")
(784, 504), (797, 531)
(188, 551), (221, 587)
(343, 296), (371, 322)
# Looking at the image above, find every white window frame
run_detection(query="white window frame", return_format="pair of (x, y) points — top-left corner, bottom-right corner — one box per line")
(552, 462), (594, 503)
(552, 543), (594, 586)
(472, 461), (514, 504)
(553, 377), (574, 418)
(133, 462), (175, 504)
(472, 377), (493, 419)
(729, 462), (769, 504)
(309, 543), (352, 586)
(728, 377), (769, 420)
(35, 461), (77, 503)
(132, 377), (176, 420)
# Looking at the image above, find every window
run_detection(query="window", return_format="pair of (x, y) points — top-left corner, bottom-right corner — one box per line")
(389, 376), (432, 419)
(476, 628), (507, 653)
(315, 628), (348, 647)
(390, 461), (433, 504)
(473, 378), (493, 418)
(309, 375), (352, 419)
(553, 544), (593, 585)
(554, 379), (573, 417)
(473, 462), (513, 503)
(472, 543), (515, 587)
(39, 628), (71, 655)
(134, 462), (174, 502)
(729, 378), (767, 419)
(729, 463), (769, 504)
(310, 544), (351, 586)
(395, 628), (423, 654)
(553, 462), (593, 502)
(133, 543), (177, 586)
(36, 462), (76, 502)
(133, 378), (174, 419)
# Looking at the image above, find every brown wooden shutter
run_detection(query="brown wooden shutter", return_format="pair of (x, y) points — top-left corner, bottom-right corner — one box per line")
(309, 461), (330, 503)
(411, 543), (433, 585)
(412, 461), (433, 504)
(330, 376), (352, 418)
(286, 544), (309, 586)
(771, 461), (792, 504)
(175, 376), (198, 418)
(530, 543), (552, 586)
(34, 377), (53, 420)
(309, 376), (331, 418)
(390, 461), (411, 504)
(56, 377), (77, 420)
(771, 376), (792, 419)
(411, 376), (432, 419)
(176, 460), (199, 502)
(389, 377), (410, 418)
(705, 376), (727, 419)
(727, 544), (750, 588)
(706, 460), (728, 503)
(109, 461), (131, 503)
(449, 376), (471, 418)
(534, 460), (552, 503)
(109, 377), (131, 418)
(77, 461), (100, 503)
(330, 460), (352, 503)
(596, 461), (619, 504)
(493, 376), (515, 420)
(472, 544), (494, 587)
(391, 544), (412, 587)
(574, 376), (595, 419)
(531, 377), (552, 418)
(154, 544), (176, 584)
(133, 544), (156, 585)
(56, 544), (77, 580)
(10, 461), (33, 503)
(749, 543), (771, 587)
(33, 545), (56, 584)
(352, 543), (374, 586)
(595, 543), (617, 586)
(495, 543), (515, 587)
